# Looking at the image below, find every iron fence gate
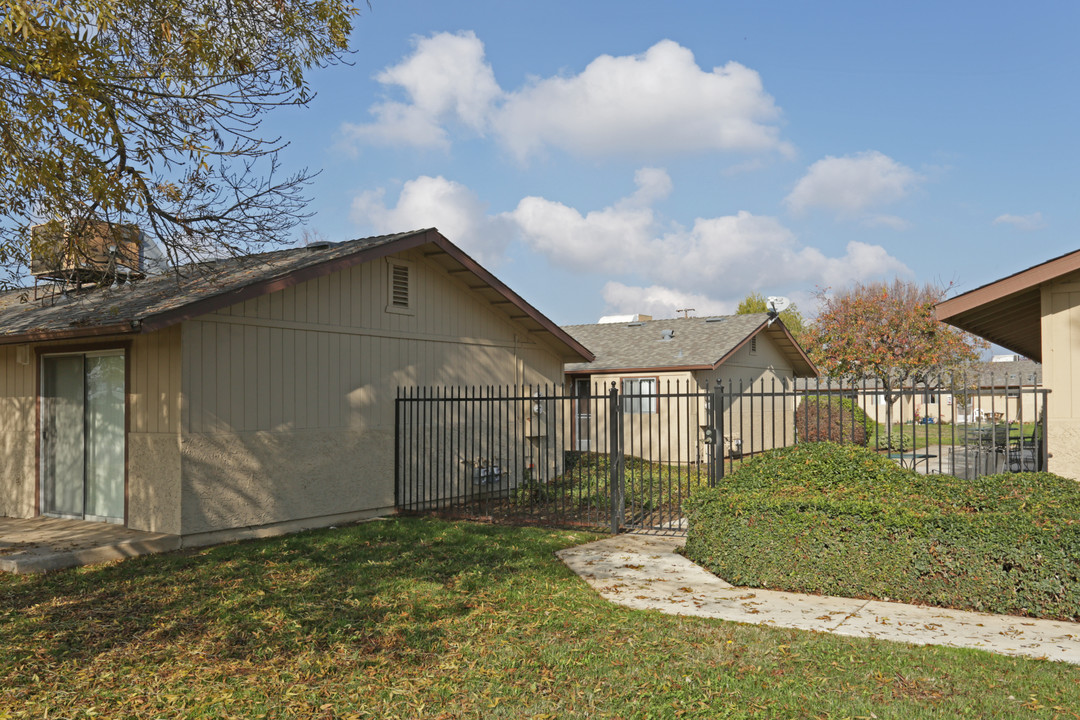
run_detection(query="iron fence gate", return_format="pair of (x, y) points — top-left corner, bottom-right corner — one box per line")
(395, 381), (719, 532)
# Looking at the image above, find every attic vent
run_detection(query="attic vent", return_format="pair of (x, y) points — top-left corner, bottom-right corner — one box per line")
(392, 265), (409, 306)
(660, 329), (674, 341)
(750, 336), (758, 354)
(626, 321), (645, 327)
(705, 317), (726, 323)
(385, 259), (415, 315)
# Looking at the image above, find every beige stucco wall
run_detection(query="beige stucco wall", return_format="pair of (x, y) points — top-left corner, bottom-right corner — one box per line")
(1042, 273), (1080, 480)
(178, 428), (394, 535)
(178, 248), (566, 535)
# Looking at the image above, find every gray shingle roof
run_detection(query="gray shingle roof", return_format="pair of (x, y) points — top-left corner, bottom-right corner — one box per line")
(562, 314), (771, 372)
(0, 231), (423, 342)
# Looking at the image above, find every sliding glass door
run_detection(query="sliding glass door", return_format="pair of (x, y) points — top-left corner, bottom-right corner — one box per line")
(41, 351), (125, 523)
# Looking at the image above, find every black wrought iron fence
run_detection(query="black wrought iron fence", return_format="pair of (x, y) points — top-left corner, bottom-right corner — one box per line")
(396, 369), (1049, 533)
(395, 381), (718, 532)
(713, 371), (1049, 479)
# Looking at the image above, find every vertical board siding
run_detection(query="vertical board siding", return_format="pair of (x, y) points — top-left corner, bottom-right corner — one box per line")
(129, 325), (182, 436)
(182, 249), (561, 435)
(0, 345), (34, 433)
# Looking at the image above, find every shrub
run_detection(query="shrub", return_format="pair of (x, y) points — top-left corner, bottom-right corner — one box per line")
(794, 396), (873, 446)
(683, 442), (1080, 621)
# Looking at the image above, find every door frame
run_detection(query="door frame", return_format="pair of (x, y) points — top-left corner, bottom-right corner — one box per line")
(35, 341), (131, 525)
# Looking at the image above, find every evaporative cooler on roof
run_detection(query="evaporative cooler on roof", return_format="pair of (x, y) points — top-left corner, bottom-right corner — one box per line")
(29, 221), (143, 283)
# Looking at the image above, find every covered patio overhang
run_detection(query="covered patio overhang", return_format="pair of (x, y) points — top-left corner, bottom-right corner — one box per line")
(936, 249), (1080, 362)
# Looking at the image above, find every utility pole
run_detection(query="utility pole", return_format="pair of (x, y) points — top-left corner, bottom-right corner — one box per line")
(676, 308), (695, 319)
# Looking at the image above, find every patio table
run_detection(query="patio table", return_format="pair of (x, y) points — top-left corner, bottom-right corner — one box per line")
(887, 452), (937, 472)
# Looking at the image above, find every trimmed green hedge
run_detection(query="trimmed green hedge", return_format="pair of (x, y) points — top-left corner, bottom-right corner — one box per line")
(794, 396), (874, 446)
(684, 442), (1080, 621)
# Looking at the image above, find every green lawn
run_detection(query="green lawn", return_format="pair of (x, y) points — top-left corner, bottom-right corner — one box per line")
(866, 422), (1041, 452)
(1, 517), (1077, 718)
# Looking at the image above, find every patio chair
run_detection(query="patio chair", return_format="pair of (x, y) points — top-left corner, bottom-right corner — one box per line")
(1007, 425), (1040, 473)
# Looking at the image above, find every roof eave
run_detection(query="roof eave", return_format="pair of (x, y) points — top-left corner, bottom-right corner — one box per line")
(933, 251), (1080, 364)
(0, 229), (594, 365)
(425, 233), (594, 363)
(0, 321), (139, 347)
(565, 364), (714, 376)
(937, 249), (1080, 320)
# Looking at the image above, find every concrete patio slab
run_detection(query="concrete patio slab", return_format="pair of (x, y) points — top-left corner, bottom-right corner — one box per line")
(0, 517), (180, 574)
(557, 532), (1080, 665)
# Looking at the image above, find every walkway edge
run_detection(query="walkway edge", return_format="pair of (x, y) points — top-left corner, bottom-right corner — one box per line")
(557, 533), (1080, 665)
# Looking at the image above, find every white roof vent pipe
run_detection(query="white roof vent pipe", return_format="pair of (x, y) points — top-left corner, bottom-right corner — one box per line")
(660, 329), (674, 341)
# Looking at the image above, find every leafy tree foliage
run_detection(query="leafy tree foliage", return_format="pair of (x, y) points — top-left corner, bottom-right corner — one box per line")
(0, 0), (359, 285)
(736, 292), (806, 342)
(804, 279), (986, 429)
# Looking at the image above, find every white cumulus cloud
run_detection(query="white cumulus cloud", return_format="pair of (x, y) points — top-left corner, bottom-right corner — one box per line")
(993, 212), (1046, 230)
(506, 168), (670, 271)
(353, 169), (910, 311)
(342, 35), (791, 161)
(508, 169), (910, 299)
(350, 175), (514, 265)
(493, 40), (791, 160)
(785, 151), (923, 218)
(342, 31), (502, 148)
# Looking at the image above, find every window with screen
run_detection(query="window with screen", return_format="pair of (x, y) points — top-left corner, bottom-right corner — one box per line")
(622, 378), (657, 414)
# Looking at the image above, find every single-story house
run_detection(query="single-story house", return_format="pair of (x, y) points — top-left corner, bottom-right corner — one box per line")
(561, 313), (817, 460)
(936, 248), (1080, 480)
(0, 228), (592, 544)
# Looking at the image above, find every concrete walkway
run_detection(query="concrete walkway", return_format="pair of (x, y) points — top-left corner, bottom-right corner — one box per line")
(557, 533), (1080, 665)
(0, 517), (179, 574)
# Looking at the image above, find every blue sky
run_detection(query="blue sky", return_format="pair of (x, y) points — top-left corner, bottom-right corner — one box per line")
(267, 0), (1079, 325)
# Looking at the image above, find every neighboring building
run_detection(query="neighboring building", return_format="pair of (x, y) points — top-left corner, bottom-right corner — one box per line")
(0, 228), (591, 544)
(836, 358), (1045, 426)
(561, 314), (816, 460)
(937, 249), (1080, 479)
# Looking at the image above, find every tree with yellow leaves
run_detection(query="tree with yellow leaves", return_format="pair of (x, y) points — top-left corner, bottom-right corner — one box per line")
(0, 0), (360, 284)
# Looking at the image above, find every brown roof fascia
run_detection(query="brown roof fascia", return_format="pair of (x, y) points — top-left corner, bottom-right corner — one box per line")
(427, 233), (595, 363)
(937, 249), (1080, 320)
(0, 322), (137, 347)
(565, 364), (714, 376)
(140, 229), (433, 333)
